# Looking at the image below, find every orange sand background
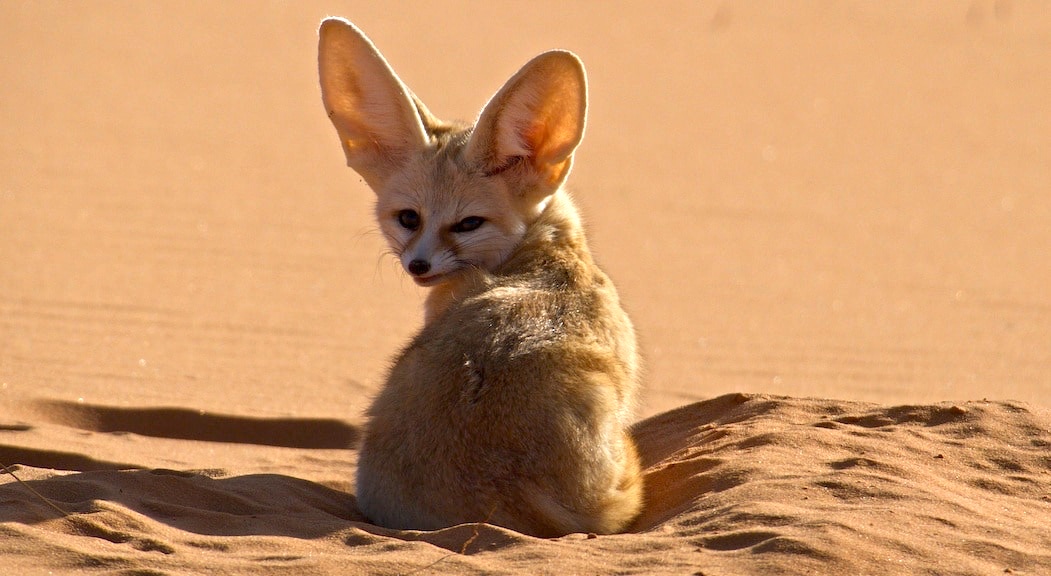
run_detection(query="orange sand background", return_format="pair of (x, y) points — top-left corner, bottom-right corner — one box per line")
(2, 2), (1050, 574)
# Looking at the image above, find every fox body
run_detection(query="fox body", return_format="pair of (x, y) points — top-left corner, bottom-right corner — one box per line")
(318, 18), (643, 537)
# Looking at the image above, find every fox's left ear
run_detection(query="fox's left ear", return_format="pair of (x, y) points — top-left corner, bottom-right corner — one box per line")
(465, 51), (587, 198)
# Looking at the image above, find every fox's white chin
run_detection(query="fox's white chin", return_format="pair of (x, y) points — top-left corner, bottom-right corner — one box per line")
(412, 273), (448, 287)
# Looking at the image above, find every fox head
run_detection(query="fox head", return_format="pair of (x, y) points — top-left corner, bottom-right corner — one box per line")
(318, 18), (586, 287)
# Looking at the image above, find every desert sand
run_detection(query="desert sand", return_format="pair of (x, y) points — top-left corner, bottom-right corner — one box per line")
(2, 2), (1050, 574)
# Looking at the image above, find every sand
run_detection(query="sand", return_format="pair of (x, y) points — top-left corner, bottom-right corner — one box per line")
(2, 2), (1050, 574)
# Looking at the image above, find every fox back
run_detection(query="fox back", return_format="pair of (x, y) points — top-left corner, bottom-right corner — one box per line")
(318, 17), (643, 537)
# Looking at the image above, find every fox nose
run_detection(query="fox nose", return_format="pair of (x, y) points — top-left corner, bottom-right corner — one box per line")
(407, 259), (431, 276)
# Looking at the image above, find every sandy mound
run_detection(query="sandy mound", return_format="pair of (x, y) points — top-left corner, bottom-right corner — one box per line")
(3, 394), (1049, 574)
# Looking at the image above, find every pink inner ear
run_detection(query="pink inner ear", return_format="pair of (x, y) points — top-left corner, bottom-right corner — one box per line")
(530, 122), (579, 168)
(522, 91), (583, 167)
(521, 121), (546, 158)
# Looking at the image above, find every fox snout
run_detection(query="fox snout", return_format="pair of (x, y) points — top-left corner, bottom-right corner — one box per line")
(402, 253), (441, 286)
(397, 230), (447, 285)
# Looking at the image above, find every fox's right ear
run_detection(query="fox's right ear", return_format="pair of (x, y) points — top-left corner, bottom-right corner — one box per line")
(318, 18), (430, 189)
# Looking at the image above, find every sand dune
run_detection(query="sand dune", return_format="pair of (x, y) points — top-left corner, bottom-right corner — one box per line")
(3, 2), (1050, 574)
(3, 394), (1050, 574)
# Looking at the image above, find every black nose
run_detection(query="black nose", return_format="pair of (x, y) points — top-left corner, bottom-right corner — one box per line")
(407, 259), (431, 276)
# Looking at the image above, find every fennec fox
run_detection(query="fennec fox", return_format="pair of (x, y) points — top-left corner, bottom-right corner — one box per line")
(318, 17), (643, 537)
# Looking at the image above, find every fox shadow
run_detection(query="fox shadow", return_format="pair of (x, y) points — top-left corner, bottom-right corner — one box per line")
(0, 399), (371, 539)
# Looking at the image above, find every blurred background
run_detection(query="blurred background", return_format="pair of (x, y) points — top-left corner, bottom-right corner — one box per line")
(2, 1), (1048, 419)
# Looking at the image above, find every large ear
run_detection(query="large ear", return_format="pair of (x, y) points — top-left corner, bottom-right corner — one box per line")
(318, 18), (431, 189)
(464, 51), (587, 195)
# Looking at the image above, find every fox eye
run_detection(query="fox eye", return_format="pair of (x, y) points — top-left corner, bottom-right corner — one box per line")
(452, 216), (486, 233)
(397, 209), (420, 231)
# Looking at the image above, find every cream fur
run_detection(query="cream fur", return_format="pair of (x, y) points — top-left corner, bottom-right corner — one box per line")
(318, 17), (643, 537)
